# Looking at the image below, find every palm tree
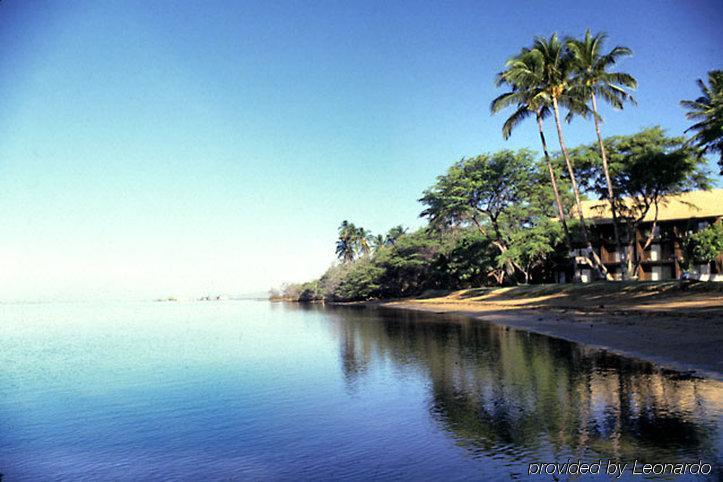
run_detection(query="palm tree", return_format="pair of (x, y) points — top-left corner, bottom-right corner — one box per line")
(336, 220), (357, 262)
(567, 30), (637, 279)
(371, 234), (386, 251)
(491, 51), (574, 258)
(528, 34), (610, 280)
(336, 221), (375, 260)
(385, 225), (407, 245)
(355, 227), (373, 256)
(681, 70), (723, 175)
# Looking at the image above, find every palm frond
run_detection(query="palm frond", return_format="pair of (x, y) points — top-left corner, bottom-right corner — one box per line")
(490, 91), (524, 113)
(680, 70), (723, 174)
(501, 106), (532, 139)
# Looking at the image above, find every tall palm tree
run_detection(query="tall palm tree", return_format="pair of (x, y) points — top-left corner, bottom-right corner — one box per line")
(355, 227), (373, 256)
(567, 30), (637, 279)
(491, 51), (574, 259)
(527, 34), (609, 280)
(336, 220), (357, 262)
(681, 70), (723, 175)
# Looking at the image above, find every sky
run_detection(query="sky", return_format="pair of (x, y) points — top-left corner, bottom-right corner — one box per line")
(0, 0), (721, 301)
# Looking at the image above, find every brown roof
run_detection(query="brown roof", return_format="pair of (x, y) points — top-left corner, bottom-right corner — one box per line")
(578, 189), (723, 224)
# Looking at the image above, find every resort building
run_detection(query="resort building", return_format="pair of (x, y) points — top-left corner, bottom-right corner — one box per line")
(560, 189), (723, 282)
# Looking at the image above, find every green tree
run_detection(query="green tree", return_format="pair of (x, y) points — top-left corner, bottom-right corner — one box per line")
(374, 229), (444, 297)
(571, 127), (710, 277)
(297, 281), (323, 302)
(497, 219), (563, 284)
(334, 258), (384, 301)
(356, 227), (373, 256)
(371, 225), (408, 251)
(336, 220), (358, 262)
(567, 30), (637, 278)
(684, 222), (723, 272)
(336, 221), (374, 261)
(680, 70), (723, 175)
(436, 229), (497, 288)
(419, 149), (546, 285)
(385, 225), (408, 245)
(371, 234), (386, 251)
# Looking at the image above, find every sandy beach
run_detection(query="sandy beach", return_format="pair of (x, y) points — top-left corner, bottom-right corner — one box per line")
(380, 282), (723, 380)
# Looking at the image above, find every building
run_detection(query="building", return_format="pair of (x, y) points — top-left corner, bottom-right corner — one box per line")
(560, 189), (723, 282)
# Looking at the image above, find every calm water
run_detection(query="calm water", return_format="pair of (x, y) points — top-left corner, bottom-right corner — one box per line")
(0, 301), (720, 480)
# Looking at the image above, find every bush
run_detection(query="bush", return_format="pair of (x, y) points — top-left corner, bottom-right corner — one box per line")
(333, 258), (384, 301)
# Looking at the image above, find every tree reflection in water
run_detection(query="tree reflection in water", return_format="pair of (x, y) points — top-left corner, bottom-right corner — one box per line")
(322, 305), (721, 469)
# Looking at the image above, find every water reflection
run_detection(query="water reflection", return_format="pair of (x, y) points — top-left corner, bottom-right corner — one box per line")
(324, 305), (721, 472)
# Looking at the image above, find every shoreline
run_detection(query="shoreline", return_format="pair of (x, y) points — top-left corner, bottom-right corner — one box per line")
(375, 298), (723, 381)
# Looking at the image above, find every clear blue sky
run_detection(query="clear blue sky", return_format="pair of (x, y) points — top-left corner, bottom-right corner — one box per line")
(1, 1), (721, 300)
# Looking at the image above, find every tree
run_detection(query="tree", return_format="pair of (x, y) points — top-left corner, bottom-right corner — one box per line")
(526, 34), (610, 279)
(374, 229), (444, 297)
(497, 219), (563, 284)
(567, 30), (637, 278)
(336, 220), (358, 262)
(491, 50), (574, 257)
(571, 127), (711, 277)
(371, 225), (408, 251)
(385, 225), (408, 245)
(419, 149), (547, 284)
(684, 222), (723, 273)
(356, 227), (373, 256)
(371, 234), (386, 251)
(681, 70), (723, 175)
(335, 221), (374, 261)
(436, 229), (497, 289)
(334, 258), (384, 301)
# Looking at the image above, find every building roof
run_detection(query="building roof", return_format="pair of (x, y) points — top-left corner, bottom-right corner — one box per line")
(578, 189), (723, 224)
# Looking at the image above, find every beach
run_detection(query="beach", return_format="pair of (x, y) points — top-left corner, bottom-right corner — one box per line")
(380, 281), (723, 379)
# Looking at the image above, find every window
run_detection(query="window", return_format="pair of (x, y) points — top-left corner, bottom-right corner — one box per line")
(650, 244), (660, 261)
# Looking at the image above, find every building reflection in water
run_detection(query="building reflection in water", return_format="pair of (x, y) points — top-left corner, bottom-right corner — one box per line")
(322, 305), (721, 469)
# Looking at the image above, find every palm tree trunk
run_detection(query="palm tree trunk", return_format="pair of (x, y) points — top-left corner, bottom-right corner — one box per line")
(591, 92), (626, 280)
(536, 111), (577, 283)
(536, 113), (573, 246)
(551, 96), (610, 280)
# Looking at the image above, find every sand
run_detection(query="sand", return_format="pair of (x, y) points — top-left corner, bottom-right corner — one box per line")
(379, 282), (723, 380)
